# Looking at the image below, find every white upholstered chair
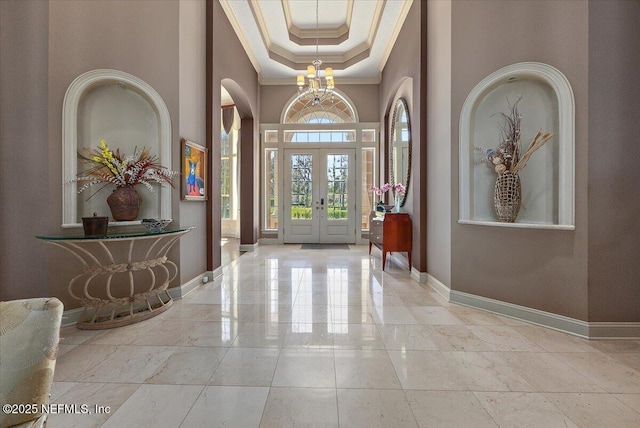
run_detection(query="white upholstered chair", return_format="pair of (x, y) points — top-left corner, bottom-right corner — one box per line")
(0, 297), (64, 427)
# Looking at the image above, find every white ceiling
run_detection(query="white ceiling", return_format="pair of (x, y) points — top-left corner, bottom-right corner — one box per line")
(219, 0), (413, 85)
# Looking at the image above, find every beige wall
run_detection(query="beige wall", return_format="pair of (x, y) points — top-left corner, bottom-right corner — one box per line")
(451, 1), (589, 320)
(587, 2), (640, 322)
(0, 0), (50, 300)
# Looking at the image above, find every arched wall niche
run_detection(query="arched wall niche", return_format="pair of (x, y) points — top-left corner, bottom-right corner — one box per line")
(62, 69), (172, 227)
(459, 62), (575, 229)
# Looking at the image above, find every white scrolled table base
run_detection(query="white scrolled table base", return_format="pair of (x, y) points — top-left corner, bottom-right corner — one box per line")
(43, 229), (191, 329)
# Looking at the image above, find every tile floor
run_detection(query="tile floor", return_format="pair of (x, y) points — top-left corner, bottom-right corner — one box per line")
(51, 245), (640, 427)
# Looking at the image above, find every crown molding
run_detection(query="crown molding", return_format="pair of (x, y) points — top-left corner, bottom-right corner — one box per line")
(281, 0), (354, 45)
(259, 76), (381, 86)
(219, 0), (262, 74)
(378, 0), (412, 72)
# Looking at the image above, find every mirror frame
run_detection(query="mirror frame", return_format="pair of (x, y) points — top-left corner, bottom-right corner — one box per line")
(389, 97), (411, 207)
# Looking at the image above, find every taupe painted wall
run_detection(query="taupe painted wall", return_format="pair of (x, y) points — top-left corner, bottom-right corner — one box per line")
(0, 0), (213, 308)
(46, 0), (181, 310)
(179, 0), (207, 283)
(426, 0), (452, 286)
(0, 0), (50, 300)
(587, 2), (640, 322)
(260, 84), (380, 124)
(380, 0), (425, 271)
(211, 0), (260, 253)
(451, 1), (589, 320)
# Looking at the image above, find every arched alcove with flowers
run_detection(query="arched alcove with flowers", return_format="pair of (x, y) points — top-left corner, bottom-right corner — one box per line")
(62, 69), (173, 227)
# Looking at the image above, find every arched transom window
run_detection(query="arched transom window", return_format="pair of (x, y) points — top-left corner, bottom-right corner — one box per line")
(282, 91), (358, 124)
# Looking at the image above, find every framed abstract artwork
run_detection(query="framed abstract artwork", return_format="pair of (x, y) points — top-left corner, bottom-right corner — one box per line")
(181, 138), (208, 201)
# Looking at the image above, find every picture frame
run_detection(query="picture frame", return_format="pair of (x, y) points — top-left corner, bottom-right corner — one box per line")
(181, 138), (208, 201)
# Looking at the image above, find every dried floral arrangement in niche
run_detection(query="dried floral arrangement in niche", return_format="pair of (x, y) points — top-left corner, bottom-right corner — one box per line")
(475, 98), (554, 222)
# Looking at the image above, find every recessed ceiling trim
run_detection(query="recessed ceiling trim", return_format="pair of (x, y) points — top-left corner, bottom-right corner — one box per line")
(259, 76), (381, 86)
(219, 0), (262, 74)
(288, 28), (350, 46)
(377, 0), (412, 73)
(256, 1), (386, 72)
(248, 0), (272, 51)
(281, 0), (354, 44)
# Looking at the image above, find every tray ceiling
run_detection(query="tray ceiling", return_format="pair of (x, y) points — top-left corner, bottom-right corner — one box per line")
(219, 0), (412, 85)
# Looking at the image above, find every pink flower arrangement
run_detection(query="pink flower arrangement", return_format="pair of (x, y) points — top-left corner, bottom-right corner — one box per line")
(369, 183), (405, 196)
(368, 183), (392, 196)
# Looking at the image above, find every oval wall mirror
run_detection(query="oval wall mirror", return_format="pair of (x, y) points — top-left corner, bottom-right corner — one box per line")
(390, 98), (411, 206)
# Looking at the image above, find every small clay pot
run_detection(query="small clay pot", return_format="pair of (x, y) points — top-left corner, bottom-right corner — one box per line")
(82, 213), (109, 236)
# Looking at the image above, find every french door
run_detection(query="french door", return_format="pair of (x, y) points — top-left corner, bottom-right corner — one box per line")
(283, 149), (356, 243)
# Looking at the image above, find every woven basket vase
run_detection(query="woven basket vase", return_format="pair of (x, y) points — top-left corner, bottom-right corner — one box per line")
(494, 172), (521, 222)
(107, 185), (142, 221)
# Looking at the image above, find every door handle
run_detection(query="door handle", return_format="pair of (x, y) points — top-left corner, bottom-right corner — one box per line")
(320, 198), (324, 205)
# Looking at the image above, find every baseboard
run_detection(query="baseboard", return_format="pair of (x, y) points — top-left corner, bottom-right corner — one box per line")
(587, 322), (640, 339)
(411, 268), (428, 283)
(449, 290), (591, 338)
(258, 238), (279, 245)
(422, 273), (639, 339)
(167, 271), (215, 300)
(61, 307), (85, 327)
(239, 243), (258, 252)
(426, 273), (450, 300)
(61, 270), (220, 328)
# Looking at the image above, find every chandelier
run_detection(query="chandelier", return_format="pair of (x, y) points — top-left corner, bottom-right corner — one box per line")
(296, 0), (335, 106)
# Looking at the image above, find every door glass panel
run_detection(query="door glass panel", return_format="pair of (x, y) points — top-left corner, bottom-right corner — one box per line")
(326, 154), (349, 220)
(265, 149), (278, 230)
(290, 154), (313, 220)
(361, 148), (375, 229)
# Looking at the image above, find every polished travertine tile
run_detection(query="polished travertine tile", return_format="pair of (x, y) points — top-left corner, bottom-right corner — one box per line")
(50, 381), (78, 401)
(181, 386), (269, 428)
(496, 352), (604, 393)
(377, 324), (439, 350)
(100, 384), (203, 428)
(429, 325), (494, 351)
(56, 345), (176, 383)
(209, 348), (279, 386)
(260, 387), (338, 428)
(331, 323), (386, 349)
(272, 348), (335, 388)
(387, 350), (468, 390)
(614, 393), (640, 413)
(334, 349), (401, 389)
(337, 389), (417, 428)
(408, 306), (464, 325)
(231, 322), (287, 348)
(553, 352), (640, 393)
(449, 351), (535, 392)
(145, 346), (227, 385)
(47, 382), (139, 428)
(467, 325), (545, 352)
(513, 325), (598, 353)
(51, 245), (640, 427)
(406, 390), (498, 428)
(545, 392), (640, 427)
(473, 392), (578, 428)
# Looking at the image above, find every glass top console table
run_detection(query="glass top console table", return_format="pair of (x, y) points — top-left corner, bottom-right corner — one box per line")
(37, 227), (194, 329)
